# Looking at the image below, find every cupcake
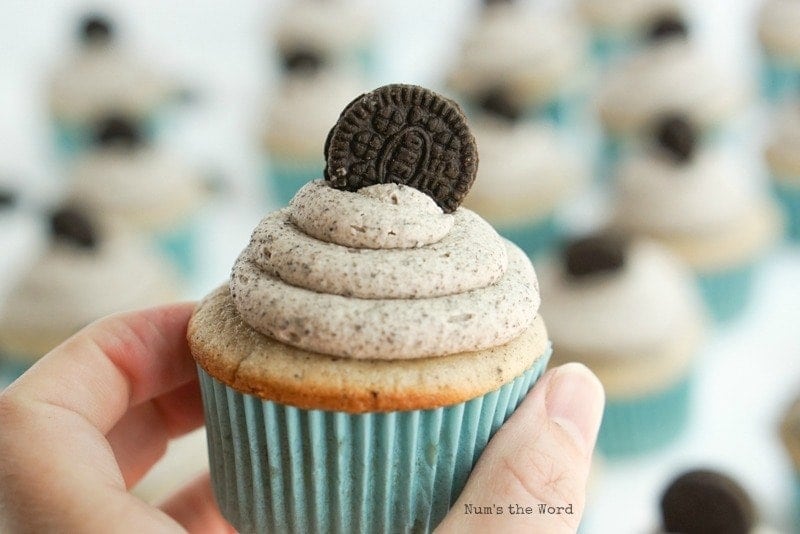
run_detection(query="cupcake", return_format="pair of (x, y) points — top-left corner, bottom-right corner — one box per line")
(757, 0), (800, 103)
(273, 0), (377, 76)
(48, 13), (182, 157)
(189, 84), (551, 533)
(0, 208), (180, 383)
(259, 60), (367, 206)
(612, 115), (781, 322)
(447, 1), (589, 131)
(781, 394), (800, 527)
(66, 116), (208, 278)
(764, 102), (800, 241)
(597, 14), (749, 177)
(577, 0), (683, 65)
(540, 234), (705, 457)
(463, 88), (587, 258)
(657, 469), (779, 534)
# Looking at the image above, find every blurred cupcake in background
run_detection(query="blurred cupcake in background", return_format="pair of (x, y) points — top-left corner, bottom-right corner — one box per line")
(611, 115), (781, 323)
(577, 0), (682, 66)
(259, 54), (366, 206)
(781, 394), (800, 527)
(657, 468), (779, 534)
(463, 87), (587, 258)
(0, 208), (180, 384)
(539, 234), (705, 457)
(757, 0), (800, 103)
(274, 0), (376, 76)
(764, 102), (800, 242)
(48, 12), (186, 157)
(596, 12), (749, 178)
(66, 116), (210, 279)
(446, 0), (589, 132)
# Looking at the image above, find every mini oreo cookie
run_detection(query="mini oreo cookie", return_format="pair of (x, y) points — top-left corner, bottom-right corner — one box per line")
(655, 114), (696, 163)
(80, 14), (114, 44)
(477, 87), (523, 123)
(660, 469), (755, 534)
(564, 234), (626, 279)
(49, 207), (99, 250)
(647, 13), (689, 42)
(281, 48), (325, 75)
(324, 84), (478, 213)
(94, 116), (143, 149)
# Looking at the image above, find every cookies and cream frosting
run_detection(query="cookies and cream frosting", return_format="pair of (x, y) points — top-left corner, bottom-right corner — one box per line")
(49, 46), (174, 123)
(577, 0), (681, 32)
(598, 40), (747, 135)
(758, 0), (800, 60)
(448, 6), (586, 105)
(539, 240), (702, 356)
(275, 0), (373, 58)
(68, 147), (205, 230)
(230, 180), (540, 360)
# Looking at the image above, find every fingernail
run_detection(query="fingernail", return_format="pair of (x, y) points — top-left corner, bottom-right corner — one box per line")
(545, 363), (605, 453)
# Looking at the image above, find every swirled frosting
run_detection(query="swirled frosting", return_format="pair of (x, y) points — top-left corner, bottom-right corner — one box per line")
(49, 46), (175, 123)
(759, 0), (800, 60)
(448, 6), (586, 106)
(577, 0), (681, 32)
(230, 180), (540, 359)
(599, 40), (747, 135)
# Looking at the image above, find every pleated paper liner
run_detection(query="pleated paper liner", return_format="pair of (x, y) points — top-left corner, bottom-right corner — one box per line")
(198, 345), (551, 534)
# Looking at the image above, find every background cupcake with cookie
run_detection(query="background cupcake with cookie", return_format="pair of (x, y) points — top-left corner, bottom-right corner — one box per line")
(191, 84), (552, 533)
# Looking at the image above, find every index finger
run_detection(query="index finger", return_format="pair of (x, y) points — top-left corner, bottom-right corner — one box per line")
(6, 301), (198, 435)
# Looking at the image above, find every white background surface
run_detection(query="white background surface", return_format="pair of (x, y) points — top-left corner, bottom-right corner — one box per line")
(1, 1), (799, 532)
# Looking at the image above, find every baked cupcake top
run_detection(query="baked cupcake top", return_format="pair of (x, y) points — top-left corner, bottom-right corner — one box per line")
(464, 90), (586, 222)
(67, 117), (207, 230)
(598, 35), (747, 135)
(758, 0), (800, 60)
(765, 102), (800, 179)
(49, 13), (176, 123)
(612, 116), (780, 268)
(274, 0), (374, 67)
(447, 4), (586, 107)
(577, 0), (681, 34)
(0, 208), (179, 357)
(261, 67), (368, 157)
(191, 84), (548, 411)
(539, 234), (703, 358)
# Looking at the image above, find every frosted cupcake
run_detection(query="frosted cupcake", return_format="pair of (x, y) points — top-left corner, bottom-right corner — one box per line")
(447, 1), (589, 130)
(540, 234), (705, 457)
(463, 88), (586, 257)
(260, 61), (367, 206)
(48, 13), (182, 157)
(67, 117), (208, 278)
(190, 84), (551, 533)
(577, 0), (682, 65)
(764, 102), (800, 241)
(758, 0), (800, 103)
(612, 115), (781, 322)
(274, 0), (376, 75)
(657, 469), (779, 534)
(0, 208), (180, 382)
(597, 15), (749, 176)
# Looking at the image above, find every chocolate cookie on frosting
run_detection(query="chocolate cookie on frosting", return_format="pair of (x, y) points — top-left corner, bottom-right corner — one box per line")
(189, 83), (552, 533)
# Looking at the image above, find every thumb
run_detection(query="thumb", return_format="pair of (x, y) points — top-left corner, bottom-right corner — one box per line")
(436, 363), (605, 534)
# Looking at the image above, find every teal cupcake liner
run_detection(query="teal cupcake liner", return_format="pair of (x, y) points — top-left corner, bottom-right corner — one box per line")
(265, 158), (324, 207)
(198, 344), (551, 534)
(495, 214), (560, 259)
(696, 261), (757, 323)
(761, 58), (800, 104)
(597, 372), (692, 458)
(792, 473), (800, 532)
(590, 34), (635, 67)
(153, 217), (199, 279)
(527, 89), (587, 136)
(773, 180), (800, 242)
